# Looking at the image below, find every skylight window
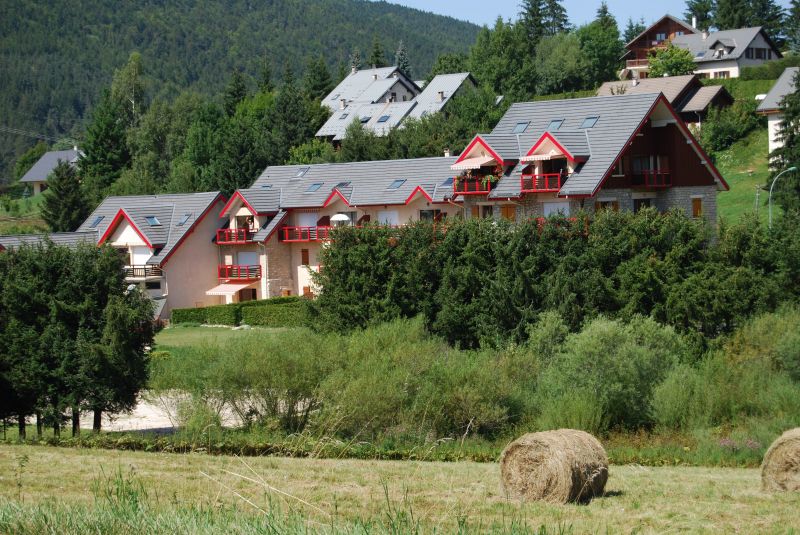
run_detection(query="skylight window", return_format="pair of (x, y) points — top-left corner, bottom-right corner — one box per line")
(580, 116), (599, 129)
(330, 93), (340, 100)
(387, 179), (406, 190)
(377, 115), (391, 123)
(513, 121), (529, 134)
(548, 119), (564, 131)
(696, 50), (705, 57)
(334, 181), (351, 189)
(294, 167), (310, 178)
(441, 177), (454, 187)
(305, 183), (323, 193)
(88, 215), (104, 228)
(260, 184), (272, 189)
(360, 116), (371, 123)
(145, 216), (161, 226)
(340, 113), (349, 120)
(177, 213), (191, 226)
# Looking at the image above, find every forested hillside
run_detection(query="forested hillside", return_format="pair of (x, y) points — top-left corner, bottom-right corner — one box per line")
(0, 0), (479, 180)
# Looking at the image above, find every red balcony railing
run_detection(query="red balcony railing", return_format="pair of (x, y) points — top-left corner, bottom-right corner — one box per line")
(642, 170), (672, 188)
(218, 264), (261, 281)
(217, 228), (254, 244)
(520, 173), (564, 193)
(281, 226), (334, 242)
(453, 177), (492, 195)
(626, 58), (650, 68)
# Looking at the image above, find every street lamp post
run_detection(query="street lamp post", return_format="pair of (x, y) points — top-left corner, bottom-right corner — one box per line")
(769, 166), (798, 229)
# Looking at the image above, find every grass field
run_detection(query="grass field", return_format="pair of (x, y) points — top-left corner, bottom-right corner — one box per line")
(714, 127), (772, 224)
(0, 194), (46, 234)
(0, 444), (797, 534)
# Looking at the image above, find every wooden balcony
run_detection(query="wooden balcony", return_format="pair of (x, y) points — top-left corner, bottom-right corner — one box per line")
(453, 177), (492, 196)
(124, 265), (163, 279)
(641, 170), (672, 188)
(626, 58), (650, 69)
(217, 228), (255, 244)
(520, 173), (564, 193)
(218, 264), (261, 281)
(280, 226), (334, 242)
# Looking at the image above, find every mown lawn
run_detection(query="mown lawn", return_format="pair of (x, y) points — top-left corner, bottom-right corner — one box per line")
(0, 444), (797, 534)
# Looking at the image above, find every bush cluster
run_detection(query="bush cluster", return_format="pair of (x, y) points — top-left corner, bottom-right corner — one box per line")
(309, 210), (800, 349)
(171, 296), (305, 327)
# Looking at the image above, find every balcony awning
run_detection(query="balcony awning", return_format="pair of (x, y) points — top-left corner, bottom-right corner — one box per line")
(520, 154), (557, 162)
(450, 155), (495, 171)
(206, 282), (256, 296)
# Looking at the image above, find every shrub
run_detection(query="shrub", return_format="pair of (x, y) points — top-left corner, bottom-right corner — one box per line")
(698, 99), (762, 153)
(741, 56), (800, 80)
(536, 316), (687, 432)
(170, 307), (207, 324)
(203, 304), (240, 325)
(241, 302), (306, 327)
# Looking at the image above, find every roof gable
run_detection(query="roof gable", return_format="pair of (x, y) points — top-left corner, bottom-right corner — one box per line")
(19, 149), (82, 183)
(758, 67), (799, 113)
(625, 14), (696, 48)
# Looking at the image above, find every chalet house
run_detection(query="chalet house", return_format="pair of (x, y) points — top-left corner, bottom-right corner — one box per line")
(19, 147), (82, 195)
(757, 67), (799, 155)
(449, 92), (728, 222)
(621, 14), (781, 80)
(210, 157), (462, 301)
(316, 66), (476, 141)
(73, 192), (227, 318)
(597, 75), (732, 126)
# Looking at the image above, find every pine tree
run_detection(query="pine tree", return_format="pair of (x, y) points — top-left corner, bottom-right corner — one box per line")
(543, 0), (570, 35)
(302, 55), (334, 101)
(623, 17), (646, 43)
(272, 65), (314, 163)
(715, 0), (752, 29)
(519, 0), (547, 51)
(349, 49), (362, 72)
(259, 54), (274, 93)
(684, 0), (714, 31)
(576, 3), (622, 87)
(79, 90), (131, 203)
(41, 161), (88, 232)
(395, 41), (411, 77)
(368, 36), (387, 68)
(769, 71), (800, 213)
(788, 0), (800, 53)
(750, 0), (785, 45)
(223, 70), (249, 116)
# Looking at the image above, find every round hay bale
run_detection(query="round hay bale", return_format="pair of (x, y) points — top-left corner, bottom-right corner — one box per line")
(762, 428), (800, 492)
(499, 429), (608, 503)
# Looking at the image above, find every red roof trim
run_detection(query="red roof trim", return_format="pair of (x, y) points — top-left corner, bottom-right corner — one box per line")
(161, 194), (226, 267)
(526, 132), (580, 163)
(405, 186), (433, 204)
(454, 135), (505, 167)
(322, 189), (351, 208)
(98, 209), (154, 249)
(219, 191), (265, 217)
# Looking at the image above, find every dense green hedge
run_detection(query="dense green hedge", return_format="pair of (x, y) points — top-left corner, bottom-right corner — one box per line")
(171, 297), (306, 327)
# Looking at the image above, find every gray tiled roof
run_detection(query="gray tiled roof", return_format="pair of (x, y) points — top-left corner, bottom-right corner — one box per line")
(317, 101), (416, 140)
(238, 188), (282, 214)
(253, 210), (288, 242)
(407, 73), (475, 119)
(549, 131), (591, 159)
(680, 85), (730, 113)
(76, 192), (223, 266)
(321, 67), (418, 111)
(597, 75), (697, 103)
(672, 27), (780, 63)
(485, 93), (662, 198)
(0, 231), (97, 250)
(251, 156), (459, 213)
(757, 67), (799, 113)
(19, 149), (81, 183)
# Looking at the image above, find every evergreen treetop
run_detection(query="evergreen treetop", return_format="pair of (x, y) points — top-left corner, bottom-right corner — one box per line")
(41, 161), (89, 232)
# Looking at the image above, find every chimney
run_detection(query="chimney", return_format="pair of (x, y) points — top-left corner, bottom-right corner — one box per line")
(702, 29), (709, 40)
(372, 73), (378, 81)
(73, 145), (78, 151)
(632, 78), (638, 87)
(692, 16), (697, 29)
(437, 90), (445, 102)
(351, 65), (357, 75)
(340, 98), (346, 110)
(443, 148), (451, 157)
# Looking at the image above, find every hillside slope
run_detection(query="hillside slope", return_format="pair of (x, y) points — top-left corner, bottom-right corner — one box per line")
(0, 0), (480, 179)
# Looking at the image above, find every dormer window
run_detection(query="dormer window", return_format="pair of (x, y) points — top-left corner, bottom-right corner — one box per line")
(145, 216), (161, 226)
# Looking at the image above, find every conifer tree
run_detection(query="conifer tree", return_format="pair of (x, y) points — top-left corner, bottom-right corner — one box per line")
(349, 49), (362, 71)
(749, 0), (785, 45)
(769, 71), (800, 213)
(788, 0), (800, 53)
(302, 55), (334, 101)
(272, 66), (313, 162)
(543, 0), (570, 35)
(714, 0), (751, 29)
(623, 17), (646, 42)
(684, 0), (714, 31)
(41, 161), (88, 232)
(223, 70), (249, 116)
(576, 2), (622, 87)
(520, 0), (547, 51)
(259, 55), (274, 93)
(395, 41), (411, 77)
(368, 36), (387, 68)
(79, 90), (131, 203)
